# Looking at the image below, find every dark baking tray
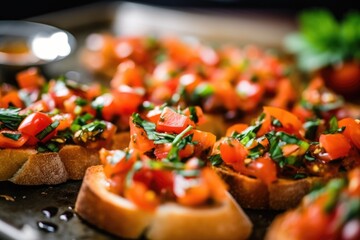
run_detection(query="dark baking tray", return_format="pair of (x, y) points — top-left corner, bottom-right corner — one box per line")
(0, 2), (289, 239)
(0, 180), (281, 240)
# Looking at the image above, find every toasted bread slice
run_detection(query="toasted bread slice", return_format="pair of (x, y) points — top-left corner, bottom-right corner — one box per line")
(0, 148), (37, 181)
(214, 164), (324, 210)
(58, 145), (100, 180)
(75, 165), (253, 240)
(9, 152), (68, 185)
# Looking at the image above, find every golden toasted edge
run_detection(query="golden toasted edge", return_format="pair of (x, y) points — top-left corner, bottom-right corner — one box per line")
(9, 152), (68, 185)
(74, 165), (154, 239)
(58, 145), (100, 180)
(75, 165), (253, 240)
(213, 164), (324, 210)
(0, 148), (37, 181)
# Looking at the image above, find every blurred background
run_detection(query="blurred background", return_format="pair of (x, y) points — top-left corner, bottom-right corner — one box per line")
(0, 0), (358, 20)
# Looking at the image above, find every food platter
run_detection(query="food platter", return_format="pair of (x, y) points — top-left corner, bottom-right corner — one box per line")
(1, 2), (353, 240)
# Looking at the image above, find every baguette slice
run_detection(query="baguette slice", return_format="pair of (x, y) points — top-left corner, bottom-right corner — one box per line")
(214, 164), (324, 210)
(0, 144), (102, 185)
(75, 165), (253, 240)
(9, 152), (68, 185)
(264, 212), (297, 240)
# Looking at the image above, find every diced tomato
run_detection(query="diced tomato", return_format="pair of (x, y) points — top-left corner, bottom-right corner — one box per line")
(256, 112), (271, 136)
(152, 170), (174, 195)
(219, 138), (252, 175)
(145, 107), (162, 123)
(226, 123), (248, 137)
(110, 60), (144, 88)
(129, 116), (155, 153)
(248, 155), (277, 186)
(48, 80), (73, 108)
(51, 113), (73, 131)
(125, 181), (160, 211)
(154, 143), (194, 160)
(111, 85), (144, 115)
(192, 129), (216, 156)
(15, 67), (45, 89)
(18, 112), (57, 145)
(268, 78), (296, 109)
(179, 72), (202, 93)
(201, 167), (227, 202)
(319, 133), (352, 160)
(0, 130), (29, 148)
(100, 148), (136, 178)
(338, 118), (360, 149)
(263, 106), (303, 133)
(292, 103), (314, 122)
(156, 107), (195, 134)
(236, 78), (265, 111)
(175, 176), (210, 206)
(0, 91), (23, 108)
(348, 168), (360, 196)
(182, 106), (206, 125)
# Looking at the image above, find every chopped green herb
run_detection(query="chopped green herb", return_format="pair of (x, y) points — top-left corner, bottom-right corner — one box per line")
(0, 108), (26, 130)
(1, 132), (22, 141)
(36, 121), (60, 140)
(209, 154), (223, 166)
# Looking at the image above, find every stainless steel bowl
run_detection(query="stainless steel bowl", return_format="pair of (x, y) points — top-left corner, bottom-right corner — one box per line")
(0, 20), (76, 83)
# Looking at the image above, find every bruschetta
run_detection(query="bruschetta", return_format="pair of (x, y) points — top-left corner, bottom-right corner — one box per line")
(266, 167), (360, 240)
(80, 34), (298, 124)
(75, 150), (252, 240)
(0, 67), (135, 185)
(210, 105), (360, 210)
(75, 105), (253, 239)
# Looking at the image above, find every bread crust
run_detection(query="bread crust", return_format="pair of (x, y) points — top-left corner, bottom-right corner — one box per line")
(213, 164), (324, 210)
(0, 144), (101, 185)
(75, 165), (253, 240)
(9, 152), (68, 185)
(58, 145), (100, 180)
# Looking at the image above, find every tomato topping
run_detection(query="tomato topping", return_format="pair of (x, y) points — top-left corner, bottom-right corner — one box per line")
(0, 130), (29, 148)
(319, 133), (352, 160)
(175, 175), (210, 207)
(15, 67), (45, 89)
(110, 60), (144, 88)
(0, 91), (23, 108)
(219, 138), (251, 174)
(124, 181), (160, 211)
(226, 123), (249, 137)
(248, 155), (278, 186)
(18, 112), (57, 145)
(338, 118), (360, 149)
(51, 113), (73, 131)
(129, 116), (155, 153)
(263, 106), (303, 133)
(156, 107), (195, 134)
(201, 167), (227, 202)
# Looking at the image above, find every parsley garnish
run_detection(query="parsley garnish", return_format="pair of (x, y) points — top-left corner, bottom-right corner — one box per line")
(1, 132), (22, 141)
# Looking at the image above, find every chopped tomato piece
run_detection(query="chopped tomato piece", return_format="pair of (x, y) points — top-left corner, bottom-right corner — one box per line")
(125, 181), (160, 211)
(319, 133), (352, 160)
(51, 113), (73, 131)
(0, 130), (29, 148)
(219, 138), (251, 174)
(263, 106), (303, 133)
(226, 123), (248, 137)
(248, 155), (277, 186)
(154, 143), (194, 159)
(201, 167), (227, 202)
(15, 67), (45, 89)
(156, 107), (195, 134)
(129, 116), (155, 153)
(175, 177), (210, 206)
(338, 118), (360, 149)
(110, 60), (144, 88)
(182, 106), (206, 125)
(0, 91), (23, 108)
(18, 112), (57, 145)
(192, 129), (216, 156)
